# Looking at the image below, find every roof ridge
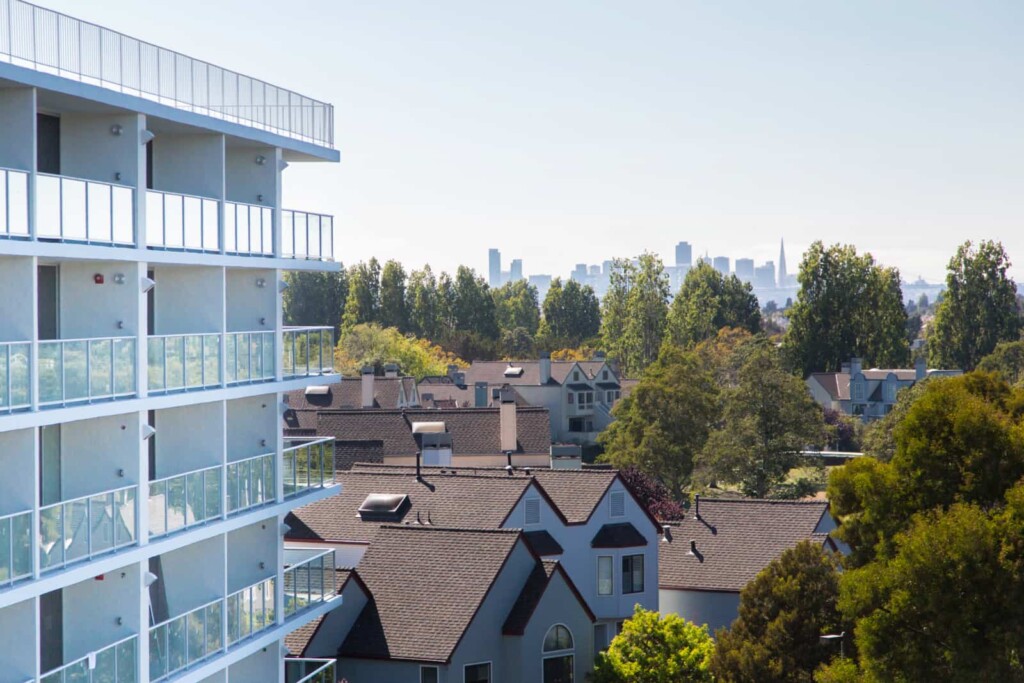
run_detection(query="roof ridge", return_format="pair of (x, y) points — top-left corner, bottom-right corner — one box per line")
(378, 525), (523, 535)
(698, 498), (828, 505)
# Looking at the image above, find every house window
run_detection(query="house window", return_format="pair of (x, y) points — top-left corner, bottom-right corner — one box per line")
(543, 625), (574, 683)
(609, 491), (625, 518)
(465, 662), (491, 683)
(525, 498), (541, 525)
(594, 623), (609, 651)
(603, 370), (609, 380)
(597, 556), (613, 595)
(567, 392), (574, 404)
(574, 371), (580, 381)
(852, 380), (865, 402)
(421, 666), (439, 683)
(606, 391), (615, 403)
(622, 554), (644, 594)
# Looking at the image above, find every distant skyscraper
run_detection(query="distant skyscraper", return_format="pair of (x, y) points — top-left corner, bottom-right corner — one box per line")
(754, 261), (777, 289)
(778, 238), (787, 288)
(713, 256), (730, 276)
(510, 259), (523, 282)
(571, 264), (588, 282)
(735, 258), (755, 282)
(488, 248), (501, 288)
(675, 241), (692, 267)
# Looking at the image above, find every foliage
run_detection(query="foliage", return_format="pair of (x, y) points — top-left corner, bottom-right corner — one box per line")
(600, 258), (633, 373)
(499, 327), (536, 359)
(823, 408), (862, 453)
(666, 261), (761, 347)
(282, 269), (348, 337)
(977, 340), (1024, 387)
(693, 328), (762, 389)
(601, 254), (671, 376)
(378, 260), (408, 331)
(599, 346), (719, 498)
(550, 346), (599, 361)
(712, 541), (844, 683)
(594, 606), (714, 683)
(929, 240), (1021, 371)
(405, 266), (439, 339)
(341, 258), (381, 331)
(698, 344), (826, 497)
(539, 278), (600, 349)
(857, 381), (928, 463)
(617, 465), (687, 520)
(492, 280), (541, 336)
(812, 659), (862, 683)
(784, 242), (909, 376)
(452, 265), (500, 341)
(334, 323), (465, 379)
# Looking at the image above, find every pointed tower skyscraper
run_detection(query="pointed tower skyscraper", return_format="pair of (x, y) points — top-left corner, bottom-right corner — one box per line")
(778, 238), (787, 288)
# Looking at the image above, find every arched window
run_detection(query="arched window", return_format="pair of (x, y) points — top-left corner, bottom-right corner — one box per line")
(543, 625), (574, 683)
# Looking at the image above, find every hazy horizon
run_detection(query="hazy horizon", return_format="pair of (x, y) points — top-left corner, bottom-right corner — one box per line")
(39, 0), (1024, 282)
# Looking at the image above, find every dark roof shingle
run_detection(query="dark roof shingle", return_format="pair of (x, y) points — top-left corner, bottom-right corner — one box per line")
(591, 522), (648, 548)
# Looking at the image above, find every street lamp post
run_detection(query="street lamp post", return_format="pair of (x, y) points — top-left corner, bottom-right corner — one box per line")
(820, 632), (846, 659)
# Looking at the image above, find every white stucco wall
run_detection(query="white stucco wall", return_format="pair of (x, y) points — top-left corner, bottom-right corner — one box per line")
(60, 113), (143, 187)
(153, 401), (224, 477)
(151, 134), (225, 200)
(159, 535), (224, 617)
(60, 411), (140, 500)
(225, 267), (276, 333)
(226, 394), (277, 461)
(226, 519), (277, 593)
(0, 256), (34, 341)
(0, 86), (35, 172)
(62, 562), (140, 662)
(0, 428), (34, 514)
(0, 597), (35, 679)
(59, 261), (141, 339)
(151, 265), (224, 335)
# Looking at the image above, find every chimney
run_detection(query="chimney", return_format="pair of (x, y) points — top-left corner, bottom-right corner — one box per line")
(383, 363), (399, 378)
(361, 365), (375, 408)
(499, 388), (517, 453)
(840, 362), (851, 374)
(915, 356), (926, 382)
(850, 357), (862, 377)
(474, 381), (489, 408)
(539, 352), (551, 385)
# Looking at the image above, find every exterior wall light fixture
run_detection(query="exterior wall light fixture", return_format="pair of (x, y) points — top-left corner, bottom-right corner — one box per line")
(255, 155), (266, 165)
(110, 124), (123, 136)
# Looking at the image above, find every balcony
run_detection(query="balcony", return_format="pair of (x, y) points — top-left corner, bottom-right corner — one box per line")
(148, 334), (221, 395)
(281, 210), (333, 261)
(226, 331), (276, 385)
(0, 341), (31, 413)
(227, 576), (277, 645)
(227, 453), (276, 515)
(146, 189), (219, 253)
(0, 0), (334, 147)
(0, 508), (32, 588)
(40, 634), (138, 683)
(37, 336), (137, 407)
(0, 167), (29, 237)
(282, 437), (334, 499)
(36, 173), (135, 246)
(283, 549), (336, 617)
(285, 660), (336, 683)
(148, 465), (222, 539)
(39, 484), (138, 573)
(148, 597), (224, 681)
(282, 327), (334, 380)
(225, 201), (274, 257)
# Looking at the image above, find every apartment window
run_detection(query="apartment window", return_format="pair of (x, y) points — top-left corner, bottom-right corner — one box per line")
(543, 625), (575, 683)
(597, 556), (613, 595)
(421, 666), (439, 683)
(525, 498), (541, 525)
(622, 554), (644, 594)
(465, 662), (491, 683)
(609, 491), (625, 518)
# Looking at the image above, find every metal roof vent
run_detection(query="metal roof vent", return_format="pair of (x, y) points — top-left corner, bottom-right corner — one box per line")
(357, 493), (412, 522)
(504, 365), (525, 378)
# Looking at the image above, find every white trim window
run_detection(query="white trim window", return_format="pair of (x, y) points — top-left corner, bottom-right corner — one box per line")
(465, 662), (492, 683)
(622, 554), (644, 594)
(609, 491), (625, 518)
(543, 624), (575, 683)
(597, 556), (613, 596)
(525, 497), (541, 525)
(421, 666), (440, 683)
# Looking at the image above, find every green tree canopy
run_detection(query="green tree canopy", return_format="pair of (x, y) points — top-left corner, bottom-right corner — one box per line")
(929, 240), (1021, 371)
(341, 258), (381, 331)
(405, 265), (439, 340)
(698, 344), (827, 497)
(599, 345), (719, 498)
(378, 259), (408, 331)
(539, 278), (601, 349)
(784, 242), (909, 376)
(594, 606), (714, 683)
(282, 269), (348, 337)
(452, 266), (499, 340)
(621, 253), (671, 375)
(492, 279), (541, 336)
(667, 261), (761, 347)
(600, 258), (633, 370)
(712, 541), (844, 683)
(977, 340), (1024, 387)
(334, 323), (464, 380)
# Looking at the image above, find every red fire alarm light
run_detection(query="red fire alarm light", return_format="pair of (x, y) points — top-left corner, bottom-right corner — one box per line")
(94, 273), (104, 284)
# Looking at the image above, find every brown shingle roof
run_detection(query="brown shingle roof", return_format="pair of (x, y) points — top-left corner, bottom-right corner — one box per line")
(659, 498), (831, 592)
(502, 559), (559, 635)
(284, 568), (356, 656)
(285, 470), (536, 543)
(285, 377), (418, 411)
(338, 526), (523, 662)
(460, 360), (617, 387)
(809, 373), (850, 401)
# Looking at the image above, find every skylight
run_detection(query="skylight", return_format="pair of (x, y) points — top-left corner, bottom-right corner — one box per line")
(504, 366), (525, 377)
(358, 493), (412, 522)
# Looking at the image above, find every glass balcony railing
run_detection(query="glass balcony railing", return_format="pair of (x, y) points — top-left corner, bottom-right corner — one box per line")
(0, 167), (29, 238)
(225, 200), (273, 256)
(148, 334), (221, 394)
(282, 327), (334, 379)
(284, 549), (337, 618)
(149, 465), (222, 539)
(148, 598), (223, 681)
(285, 659), (336, 683)
(40, 634), (138, 683)
(0, 508), (32, 588)
(283, 438), (334, 499)
(39, 484), (138, 572)
(146, 189), (219, 252)
(37, 336), (137, 407)
(281, 210), (334, 261)
(36, 173), (134, 245)
(225, 331), (275, 385)
(0, 341), (31, 413)
(226, 576), (276, 645)
(226, 453), (276, 514)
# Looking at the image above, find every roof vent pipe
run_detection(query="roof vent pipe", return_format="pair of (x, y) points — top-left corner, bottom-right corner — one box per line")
(689, 539), (697, 555)
(661, 525), (673, 543)
(506, 450), (514, 470)
(415, 450), (422, 481)
(694, 494), (700, 521)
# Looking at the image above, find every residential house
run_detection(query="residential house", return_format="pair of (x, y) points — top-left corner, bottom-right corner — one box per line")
(286, 463), (661, 649)
(284, 389), (552, 470)
(807, 357), (961, 422)
(0, 2), (343, 680)
(419, 355), (625, 446)
(287, 526), (596, 683)
(659, 497), (842, 632)
(286, 365), (420, 411)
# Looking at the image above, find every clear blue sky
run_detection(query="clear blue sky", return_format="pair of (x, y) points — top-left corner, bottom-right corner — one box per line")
(41, 1), (1024, 282)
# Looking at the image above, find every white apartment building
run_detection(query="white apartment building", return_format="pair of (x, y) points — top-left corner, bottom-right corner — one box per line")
(0, 2), (343, 682)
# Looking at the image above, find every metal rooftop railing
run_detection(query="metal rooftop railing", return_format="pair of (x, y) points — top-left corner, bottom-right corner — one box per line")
(0, 0), (334, 147)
